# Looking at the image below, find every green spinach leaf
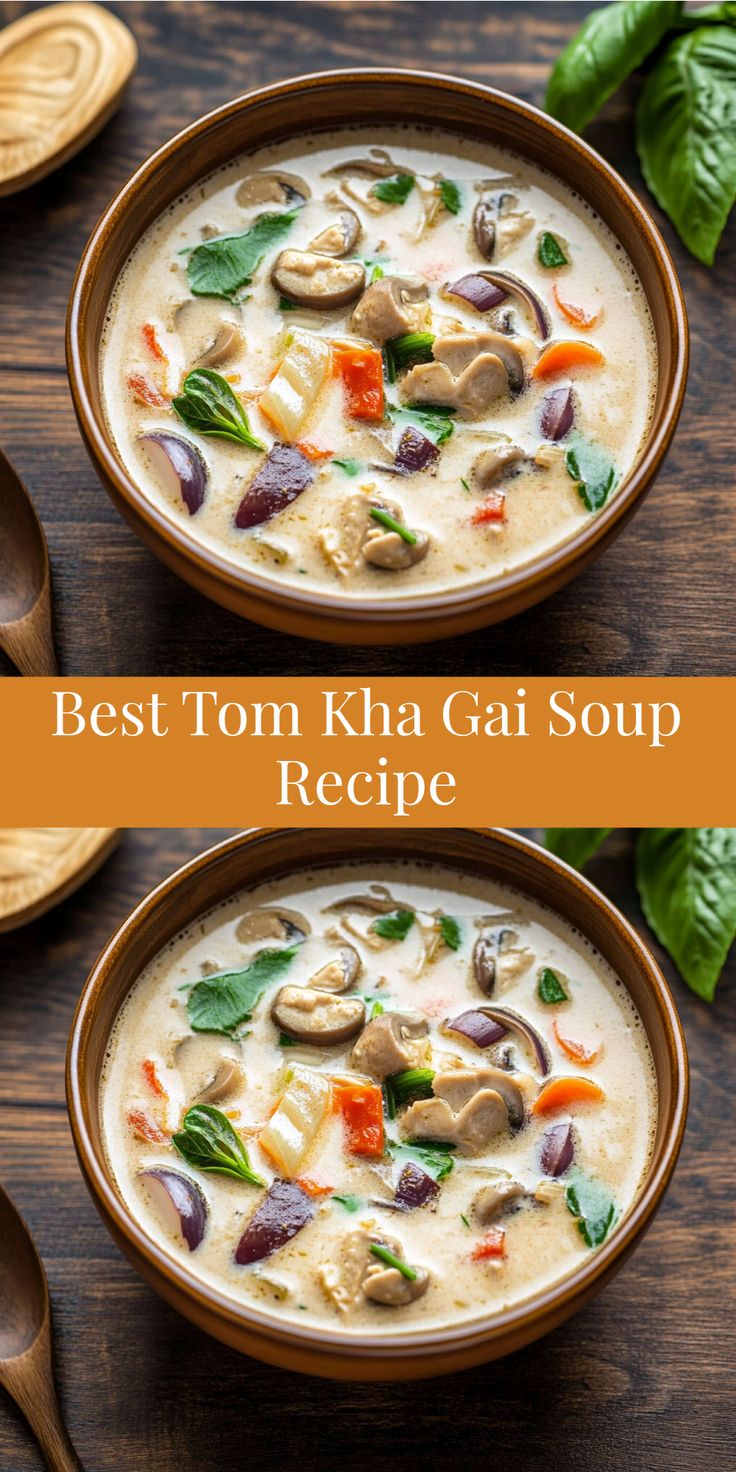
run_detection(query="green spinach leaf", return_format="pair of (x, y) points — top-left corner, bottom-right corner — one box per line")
(387, 1140), (455, 1181)
(439, 914), (462, 951)
(566, 435), (617, 512)
(388, 404), (455, 445)
(566, 1171), (616, 1247)
(172, 1105), (265, 1185)
(187, 209), (298, 300)
(371, 173), (415, 205)
(332, 1194), (362, 1213)
(172, 369), (264, 450)
(636, 26), (736, 264)
(332, 457), (362, 477)
(186, 945), (298, 1035)
(545, 828), (614, 869)
(538, 230), (568, 267)
(537, 966), (569, 1004)
(371, 909), (416, 940)
(439, 178), (462, 214)
(636, 828), (736, 1000)
(545, 1), (682, 134)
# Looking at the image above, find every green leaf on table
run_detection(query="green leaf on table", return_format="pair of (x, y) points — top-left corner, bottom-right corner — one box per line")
(371, 173), (415, 205)
(172, 1105), (265, 1186)
(565, 435), (617, 512)
(186, 945), (298, 1035)
(538, 230), (568, 267)
(537, 966), (569, 1004)
(172, 369), (264, 450)
(545, 1), (683, 134)
(636, 26), (736, 265)
(187, 209), (298, 299)
(439, 914), (462, 951)
(566, 1171), (616, 1246)
(636, 828), (736, 1000)
(371, 909), (416, 940)
(439, 178), (462, 214)
(545, 828), (614, 869)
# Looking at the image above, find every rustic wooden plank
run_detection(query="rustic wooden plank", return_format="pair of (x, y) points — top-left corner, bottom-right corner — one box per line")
(0, 0), (732, 676)
(0, 825), (733, 1470)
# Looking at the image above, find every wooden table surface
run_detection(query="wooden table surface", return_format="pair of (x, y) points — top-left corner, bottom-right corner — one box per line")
(0, 826), (733, 1471)
(0, 0), (733, 677)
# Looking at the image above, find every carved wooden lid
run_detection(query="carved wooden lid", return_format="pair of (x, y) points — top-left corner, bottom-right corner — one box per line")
(0, 828), (119, 930)
(0, 2), (137, 196)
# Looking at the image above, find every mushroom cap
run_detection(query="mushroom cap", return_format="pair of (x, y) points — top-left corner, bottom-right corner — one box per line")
(271, 985), (365, 1046)
(363, 1264), (430, 1305)
(435, 331), (527, 394)
(349, 275), (429, 345)
(309, 944), (362, 992)
(402, 1089), (509, 1154)
(174, 1033), (244, 1103)
(434, 1066), (526, 1130)
(271, 249), (365, 309)
(472, 441), (526, 491)
(473, 1177), (526, 1225)
(349, 1010), (429, 1080)
(173, 298), (244, 369)
(309, 207), (362, 257)
(324, 885), (412, 915)
(235, 907), (310, 945)
(402, 354), (508, 419)
(363, 526), (430, 570)
(236, 170), (310, 208)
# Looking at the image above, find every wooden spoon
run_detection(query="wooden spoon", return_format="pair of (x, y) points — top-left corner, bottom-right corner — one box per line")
(0, 448), (58, 676)
(0, 1185), (83, 1470)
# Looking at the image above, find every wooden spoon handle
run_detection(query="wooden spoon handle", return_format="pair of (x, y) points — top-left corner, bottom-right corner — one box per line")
(1, 1334), (83, 1471)
(0, 585), (58, 676)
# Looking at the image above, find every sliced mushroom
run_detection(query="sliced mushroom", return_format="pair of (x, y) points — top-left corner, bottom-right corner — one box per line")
(235, 907), (310, 945)
(350, 275), (429, 345)
(324, 149), (413, 180)
(473, 198), (496, 259)
(271, 985), (365, 1045)
(173, 298), (244, 368)
(236, 170), (310, 209)
(272, 250), (365, 309)
(174, 1034), (244, 1103)
(309, 207), (361, 257)
(473, 1176), (526, 1224)
(472, 926), (534, 992)
(350, 1011), (429, 1081)
(198, 321), (245, 369)
(363, 525), (429, 571)
(324, 885), (412, 915)
(471, 441), (526, 491)
(318, 1226), (428, 1314)
(199, 1057), (245, 1105)
(402, 355), (508, 419)
(402, 1090), (508, 1154)
(363, 1263), (430, 1306)
(434, 332), (527, 394)
(473, 933), (497, 995)
(434, 1067), (526, 1130)
(309, 944), (362, 992)
(473, 191), (534, 259)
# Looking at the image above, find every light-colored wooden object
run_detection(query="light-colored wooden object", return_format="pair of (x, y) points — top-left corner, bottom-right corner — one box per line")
(0, 1185), (83, 1471)
(0, 446), (59, 676)
(0, 2), (137, 196)
(0, 828), (119, 932)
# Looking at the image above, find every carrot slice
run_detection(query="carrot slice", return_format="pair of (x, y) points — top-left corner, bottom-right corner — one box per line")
(127, 372), (167, 407)
(295, 440), (334, 461)
(552, 1020), (602, 1066)
(532, 340), (604, 379)
(127, 1108), (167, 1143)
(333, 345), (384, 421)
(141, 1058), (168, 1099)
(471, 1227), (506, 1261)
(471, 491), (506, 525)
(552, 284), (602, 330)
(295, 1177), (334, 1197)
(141, 321), (168, 363)
(333, 1080), (384, 1156)
(532, 1076), (604, 1114)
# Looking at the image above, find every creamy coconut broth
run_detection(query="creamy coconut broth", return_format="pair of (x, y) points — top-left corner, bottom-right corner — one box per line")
(101, 864), (656, 1335)
(101, 127), (657, 599)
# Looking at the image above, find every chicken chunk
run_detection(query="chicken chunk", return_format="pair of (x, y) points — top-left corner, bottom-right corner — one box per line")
(349, 1011), (429, 1080)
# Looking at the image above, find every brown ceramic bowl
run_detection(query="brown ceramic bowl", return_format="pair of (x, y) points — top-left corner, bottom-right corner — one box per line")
(67, 827), (688, 1380)
(67, 69), (688, 646)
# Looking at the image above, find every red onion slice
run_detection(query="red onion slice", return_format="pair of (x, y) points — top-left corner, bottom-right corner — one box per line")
(394, 1162), (440, 1210)
(445, 273), (508, 312)
(394, 426), (441, 474)
(138, 432), (208, 515)
(474, 1006), (551, 1075)
(444, 1009), (509, 1048)
(540, 384), (575, 440)
(235, 1179), (314, 1264)
(447, 270), (550, 340)
(235, 444), (314, 529)
(138, 1168), (208, 1251)
(540, 1120), (575, 1176)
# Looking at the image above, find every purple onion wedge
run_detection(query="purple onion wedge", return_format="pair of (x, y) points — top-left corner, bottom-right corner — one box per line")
(540, 1120), (575, 1176)
(138, 432), (208, 515)
(444, 1009), (509, 1049)
(235, 1179), (314, 1265)
(235, 444), (314, 530)
(540, 384), (575, 441)
(394, 426), (440, 475)
(471, 1006), (551, 1076)
(444, 273), (508, 313)
(138, 1168), (208, 1251)
(394, 1163), (440, 1211)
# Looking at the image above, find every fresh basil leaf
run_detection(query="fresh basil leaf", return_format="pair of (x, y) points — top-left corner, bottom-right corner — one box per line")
(387, 1140), (455, 1181)
(388, 404), (455, 445)
(332, 457), (362, 477)
(636, 26), (736, 265)
(371, 173), (415, 205)
(187, 945), (298, 1035)
(674, 1), (736, 27)
(172, 368), (264, 450)
(545, 1), (683, 134)
(565, 435), (616, 512)
(439, 178), (462, 214)
(438, 914), (462, 950)
(172, 1105), (265, 1186)
(538, 230), (568, 267)
(537, 966), (569, 1004)
(332, 1194), (362, 1213)
(278, 295), (300, 311)
(278, 1032), (301, 1048)
(187, 209), (298, 300)
(566, 1172), (616, 1247)
(636, 828), (736, 1001)
(371, 909), (416, 940)
(545, 828), (614, 869)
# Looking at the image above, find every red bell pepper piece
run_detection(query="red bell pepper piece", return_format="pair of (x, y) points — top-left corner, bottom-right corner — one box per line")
(471, 1227), (506, 1261)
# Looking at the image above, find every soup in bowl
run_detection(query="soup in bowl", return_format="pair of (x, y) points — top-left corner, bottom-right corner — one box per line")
(67, 829), (688, 1378)
(68, 72), (688, 644)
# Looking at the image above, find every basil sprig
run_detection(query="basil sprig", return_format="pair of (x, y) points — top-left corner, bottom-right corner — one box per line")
(371, 908), (416, 940)
(371, 174), (415, 205)
(565, 435), (616, 513)
(438, 914), (462, 951)
(173, 369), (264, 450)
(439, 178), (462, 214)
(566, 1172), (616, 1247)
(537, 967), (568, 1004)
(172, 1105), (265, 1186)
(186, 209), (298, 300)
(186, 945), (298, 1036)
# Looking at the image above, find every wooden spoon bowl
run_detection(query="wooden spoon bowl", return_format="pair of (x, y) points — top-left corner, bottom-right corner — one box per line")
(0, 448), (58, 676)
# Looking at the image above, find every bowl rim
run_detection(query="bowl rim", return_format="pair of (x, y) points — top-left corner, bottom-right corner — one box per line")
(67, 67), (689, 626)
(67, 826), (689, 1359)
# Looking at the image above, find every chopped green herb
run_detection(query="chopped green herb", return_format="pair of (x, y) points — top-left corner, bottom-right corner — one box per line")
(439, 914), (462, 950)
(538, 230), (569, 267)
(388, 404), (456, 445)
(332, 457), (362, 477)
(439, 178), (462, 214)
(278, 1031), (301, 1047)
(332, 1194), (362, 1214)
(538, 966), (568, 1004)
(369, 1243), (418, 1279)
(187, 209), (298, 300)
(460, 477), (471, 494)
(172, 369), (264, 450)
(384, 1068), (435, 1116)
(370, 999), (385, 1019)
(566, 1172), (616, 1247)
(565, 435), (617, 512)
(387, 1140), (455, 1181)
(371, 907), (416, 939)
(172, 1105), (265, 1186)
(370, 262), (385, 282)
(384, 331), (435, 382)
(278, 295), (300, 311)
(186, 945), (298, 1036)
(371, 173), (415, 205)
(368, 508), (417, 545)
(460, 1213), (471, 1230)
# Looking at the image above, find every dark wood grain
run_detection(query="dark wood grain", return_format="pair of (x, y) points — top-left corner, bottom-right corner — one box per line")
(0, 827), (733, 1470)
(0, 1), (733, 676)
